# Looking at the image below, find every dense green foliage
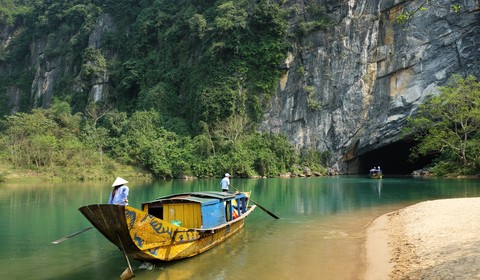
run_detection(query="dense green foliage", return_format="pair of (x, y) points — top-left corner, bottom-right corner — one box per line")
(0, 100), (328, 179)
(0, 0), (30, 28)
(0, 0), (332, 125)
(404, 75), (480, 176)
(0, 101), (119, 180)
(0, 0), (333, 179)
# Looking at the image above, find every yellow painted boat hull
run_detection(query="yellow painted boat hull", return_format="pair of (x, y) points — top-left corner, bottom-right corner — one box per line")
(79, 195), (255, 262)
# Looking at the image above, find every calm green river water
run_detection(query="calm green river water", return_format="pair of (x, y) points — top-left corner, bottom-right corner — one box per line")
(1, 176), (480, 280)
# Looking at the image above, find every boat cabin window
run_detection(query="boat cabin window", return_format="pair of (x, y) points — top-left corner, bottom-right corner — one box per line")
(225, 200), (232, 221)
(225, 196), (246, 221)
(147, 206), (163, 219)
(142, 202), (165, 219)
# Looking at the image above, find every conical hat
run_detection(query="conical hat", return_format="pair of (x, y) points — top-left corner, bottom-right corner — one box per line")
(112, 177), (128, 187)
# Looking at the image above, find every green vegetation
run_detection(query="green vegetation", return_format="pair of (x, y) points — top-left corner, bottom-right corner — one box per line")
(396, 0), (462, 29)
(306, 86), (322, 111)
(0, 100), (329, 180)
(0, 0), (333, 123)
(2, 1), (476, 179)
(404, 75), (480, 176)
(0, 100), (136, 180)
(0, 0), (335, 180)
(0, 0), (30, 27)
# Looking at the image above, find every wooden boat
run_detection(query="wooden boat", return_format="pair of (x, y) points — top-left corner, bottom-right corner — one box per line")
(79, 191), (256, 262)
(369, 170), (383, 179)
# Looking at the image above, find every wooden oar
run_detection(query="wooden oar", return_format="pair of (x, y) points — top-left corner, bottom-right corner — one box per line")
(117, 233), (135, 280)
(233, 187), (280, 219)
(51, 226), (94, 244)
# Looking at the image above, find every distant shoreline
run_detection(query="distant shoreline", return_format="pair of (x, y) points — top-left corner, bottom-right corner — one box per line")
(2, 169), (478, 184)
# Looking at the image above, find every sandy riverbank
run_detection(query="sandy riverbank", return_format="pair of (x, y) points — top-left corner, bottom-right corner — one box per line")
(365, 197), (480, 280)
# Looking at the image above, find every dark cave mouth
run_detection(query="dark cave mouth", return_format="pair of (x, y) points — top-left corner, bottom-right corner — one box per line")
(355, 140), (434, 175)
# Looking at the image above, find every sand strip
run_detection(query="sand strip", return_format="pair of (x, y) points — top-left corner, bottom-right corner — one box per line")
(365, 197), (480, 280)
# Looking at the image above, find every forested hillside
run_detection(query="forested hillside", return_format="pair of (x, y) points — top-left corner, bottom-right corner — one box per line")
(0, 0), (331, 180)
(1, 0), (479, 180)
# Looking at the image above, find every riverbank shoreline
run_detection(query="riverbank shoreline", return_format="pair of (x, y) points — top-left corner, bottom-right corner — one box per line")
(364, 197), (480, 279)
(0, 161), (152, 183)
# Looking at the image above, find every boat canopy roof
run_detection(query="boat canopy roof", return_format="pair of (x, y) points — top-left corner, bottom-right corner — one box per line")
(144, 191), (244, 206)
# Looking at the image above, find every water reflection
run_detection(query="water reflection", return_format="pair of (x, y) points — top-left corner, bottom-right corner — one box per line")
(1, 177), (479, 279)
(372, 180), (382, 197)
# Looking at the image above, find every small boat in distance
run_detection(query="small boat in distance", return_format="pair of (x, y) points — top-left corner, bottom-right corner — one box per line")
(369, 166), (383, 179)
(79, 191), (256, 262)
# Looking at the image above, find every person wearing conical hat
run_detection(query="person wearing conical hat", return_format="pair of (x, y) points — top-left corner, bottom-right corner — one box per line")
(108, 177), (129, 205)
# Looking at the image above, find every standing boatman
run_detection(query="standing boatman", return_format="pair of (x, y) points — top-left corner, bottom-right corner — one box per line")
(220, 173), (231, 192)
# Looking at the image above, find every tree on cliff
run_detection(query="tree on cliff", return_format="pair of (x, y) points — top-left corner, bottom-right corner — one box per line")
(404, 74), (480, 175)
(396, 0), (462, 29)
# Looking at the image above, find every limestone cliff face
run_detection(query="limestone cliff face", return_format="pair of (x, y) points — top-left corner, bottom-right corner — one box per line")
(1, 0), (479, 173)
(1, 13), (116, 113)
(259, 0), (480, 173)
(85, 13), (116, 103)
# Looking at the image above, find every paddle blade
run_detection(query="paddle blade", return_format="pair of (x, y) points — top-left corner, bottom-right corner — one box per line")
(232, 186), (280, 219)
(120, 267), (135, 280)
(51, 226), (93, 244)
(251, 199), (280, 219)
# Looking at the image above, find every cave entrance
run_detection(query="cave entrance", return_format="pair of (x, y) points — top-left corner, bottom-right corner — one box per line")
(355, 140), (433, 175)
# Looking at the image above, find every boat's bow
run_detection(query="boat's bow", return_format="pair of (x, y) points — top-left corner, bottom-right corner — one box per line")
(79, 204), (136, 252)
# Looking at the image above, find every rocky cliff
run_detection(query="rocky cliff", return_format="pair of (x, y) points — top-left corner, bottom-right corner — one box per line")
(259, 0), (480, 173)
(1, 0), (479, 174)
